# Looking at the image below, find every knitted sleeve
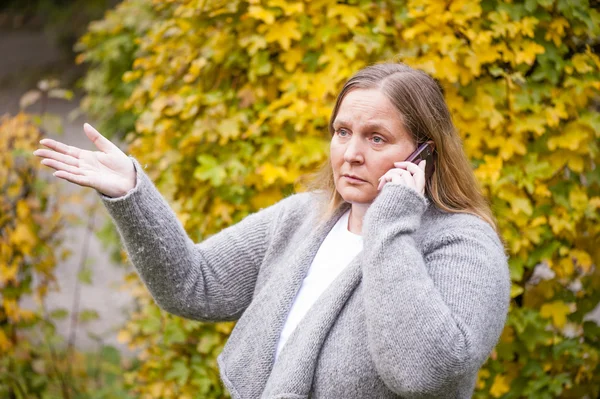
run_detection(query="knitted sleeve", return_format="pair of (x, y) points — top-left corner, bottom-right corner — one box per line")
(361, 183), (510, 397)
(97, 156), (286, 322)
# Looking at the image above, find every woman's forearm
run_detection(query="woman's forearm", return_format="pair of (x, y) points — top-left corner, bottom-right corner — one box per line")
(361, 184), (510, 396)
(98, 157), (281, 321)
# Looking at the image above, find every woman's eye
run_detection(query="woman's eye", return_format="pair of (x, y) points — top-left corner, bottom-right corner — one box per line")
(338, 129), (349, 137)
(372, 135), (384, 144)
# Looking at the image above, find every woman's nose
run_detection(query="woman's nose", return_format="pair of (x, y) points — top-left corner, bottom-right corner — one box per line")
(343, 137), (365, 164)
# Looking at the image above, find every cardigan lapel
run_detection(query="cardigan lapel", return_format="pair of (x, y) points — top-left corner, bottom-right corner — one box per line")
(262, 256), (362, 398)
(217, 203), (351, 399)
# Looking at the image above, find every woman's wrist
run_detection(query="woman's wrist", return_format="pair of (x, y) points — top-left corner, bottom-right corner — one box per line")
(363, 184), (429, 236)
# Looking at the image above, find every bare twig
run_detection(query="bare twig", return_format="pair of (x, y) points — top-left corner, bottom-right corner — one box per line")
(66, 209), (96, 364)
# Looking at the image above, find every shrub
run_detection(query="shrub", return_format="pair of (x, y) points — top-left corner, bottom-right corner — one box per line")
(77, 1), (600, 397)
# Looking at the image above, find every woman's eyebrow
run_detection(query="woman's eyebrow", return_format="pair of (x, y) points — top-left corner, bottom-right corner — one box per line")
(362, 122), (392, 135)
(333, 120), (392, 134)
(332, 119), (348, 128)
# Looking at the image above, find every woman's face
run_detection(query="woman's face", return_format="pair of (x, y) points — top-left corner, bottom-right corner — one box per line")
(330, 88), (417, 205)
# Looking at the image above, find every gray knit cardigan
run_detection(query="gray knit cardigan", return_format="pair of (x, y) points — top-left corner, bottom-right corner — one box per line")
(99, 157), (511, 399)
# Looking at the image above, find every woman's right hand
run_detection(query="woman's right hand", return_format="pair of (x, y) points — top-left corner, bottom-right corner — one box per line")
(33, 123), (136, 198)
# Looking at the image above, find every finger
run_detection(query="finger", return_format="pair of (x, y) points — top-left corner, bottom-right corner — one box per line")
(83, 123), (119, 154)
(377, 173), (392, 190)
(389, 169), (415, 189)
(39, 138), (83, 159)
(33, 148), (80, 167)
(394, 161), (425, 189)
(393, 161), (412, 169)
(403, 162), (424, 175)
(381, 169), (415, 189)
(389, 173), (403, 185)
(41, 158), (85, 176)
(402, 170), (416, 188)
(407, 161), (426, 189)
(53, 170), (93, 188)
(393, 161), (425, 174)
(377, 175), (386, 190)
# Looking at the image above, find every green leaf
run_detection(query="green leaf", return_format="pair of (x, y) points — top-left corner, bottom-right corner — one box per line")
(139, 309), (162, 334)
(79, 309), (100, 323)
(50, 308), (69, 320)
(100, 345), (121, 365)
(164, 322), (186, 345)
(77, 266), (93, 285)
(164, 360), (190, 386)
(194, 154), (227, 186)
(583, 321), (600, 343)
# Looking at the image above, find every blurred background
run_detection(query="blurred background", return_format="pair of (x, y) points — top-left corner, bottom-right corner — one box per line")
(1, 0), (599, 398)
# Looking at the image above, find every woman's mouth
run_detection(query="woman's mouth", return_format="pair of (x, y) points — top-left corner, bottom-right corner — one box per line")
(343, 174), (367, 183)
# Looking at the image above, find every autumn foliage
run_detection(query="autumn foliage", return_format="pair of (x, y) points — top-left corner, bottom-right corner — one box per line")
(1, 113), (81, 397)
(74, 0), (600, 397)
(1, 93), (136, 396)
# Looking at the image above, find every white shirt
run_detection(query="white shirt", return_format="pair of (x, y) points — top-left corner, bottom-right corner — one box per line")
(275, 210), (363, 360)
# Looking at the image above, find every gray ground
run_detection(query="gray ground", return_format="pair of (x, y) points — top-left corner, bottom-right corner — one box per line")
(2, 30), (598, 357)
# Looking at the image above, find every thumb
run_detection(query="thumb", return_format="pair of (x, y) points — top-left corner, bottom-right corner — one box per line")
(418, 159), (427, 171)
(83, 123), (119, 154)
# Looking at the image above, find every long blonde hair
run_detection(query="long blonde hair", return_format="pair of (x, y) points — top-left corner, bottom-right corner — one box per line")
(309, 63), (497, 231)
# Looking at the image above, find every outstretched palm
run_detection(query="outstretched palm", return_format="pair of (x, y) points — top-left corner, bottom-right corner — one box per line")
(33, 123), (136, 198)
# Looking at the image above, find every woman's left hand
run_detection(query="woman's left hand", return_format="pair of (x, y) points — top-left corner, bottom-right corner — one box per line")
(377, 159), (427, 196)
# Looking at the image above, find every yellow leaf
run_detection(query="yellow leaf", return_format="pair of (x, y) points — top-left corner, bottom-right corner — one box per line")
(518, 17), (538, 38)
(247, 5), (276, 24)
(256, 163), (286, 186)
(0, 329), (11, 353)
(490, 374), (511, 398)
(588, 197), (600, 211)
(0, 262), (19, 285)
(544, 18), (569, 46)
(547, 122), (591, 151)
(474, 155), (503, 185)
(250, 187), (283, 210)
(555, 257), (574, 278)
(569, 187), (588, 212)
(19, 308), (36, 322)
(545, 101), (568, 127)
(567, 154), (585, 173)
(149, 382), (165, 397)
(403, 22), (431, 41)
(117, 329), (132, 344)
(543, 362), (553, 372)
(510, 284), (524, 298)
(326, 4), (366, 29)
(3, 299), (19, 322)
(10, 223), (36, 256)
(572, 53), (593, 74)
(514, 41), (545, 65)
(213, 199), (234, 224)
(279, 48), (304, 72)
(540, 300), (572, 328)
(261, 20), (301, 50)
(571, 249), (593, 273)
(122, 70), (142, 83)
(267, 0), (304, 15)
(217, 117), (241, 144)
(511, 197), (533, 216)
(476, 368), (490, 390)
(449, 0), (482, 25)
(514, 113), (547, 136)
(500, 326), (515, 343)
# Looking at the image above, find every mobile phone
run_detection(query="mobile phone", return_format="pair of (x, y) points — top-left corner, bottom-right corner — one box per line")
(405, 141), (435, 181)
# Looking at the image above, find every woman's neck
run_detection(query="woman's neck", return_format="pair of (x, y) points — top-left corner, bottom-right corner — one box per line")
(348, 204), (369, 235)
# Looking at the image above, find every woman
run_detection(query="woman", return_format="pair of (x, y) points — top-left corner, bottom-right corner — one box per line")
(34, 63), (510, 398)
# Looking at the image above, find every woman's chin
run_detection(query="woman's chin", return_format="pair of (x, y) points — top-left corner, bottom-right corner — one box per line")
(338, 188), (376, 205)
